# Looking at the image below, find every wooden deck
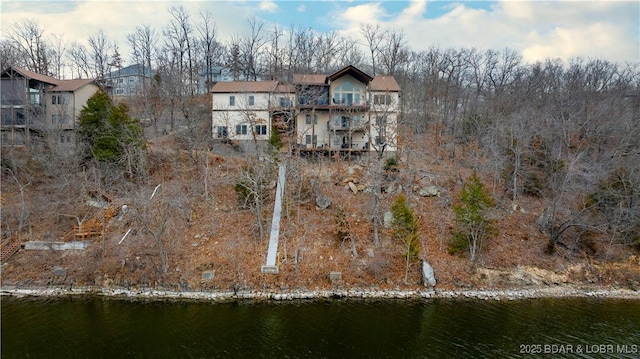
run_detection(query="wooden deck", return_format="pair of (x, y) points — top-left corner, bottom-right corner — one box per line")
(296, 147), (369, 158)
(73, 218), (103, 239)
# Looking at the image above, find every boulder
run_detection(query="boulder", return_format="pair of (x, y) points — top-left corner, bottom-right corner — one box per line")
(201, 270), (215, 281)
(316, 193), (331, 209)
(52, 266), (67, 277)
(421, 260), (436, 287)
(311, 179), (331, 209)
(383, 211), (393, 229)
(419, 185), (440, 197)
(348, 182), (358, 194)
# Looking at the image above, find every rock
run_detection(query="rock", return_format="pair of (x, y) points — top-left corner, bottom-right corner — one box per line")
(341, 177), (357, 184)
(419, 185), (440, 197)
(52, 266), (66, 277)
(316, 193), (331, 209)
(383, 211), (393, 229)
(421, 260), (436, 287)
(311, 179), (331, 209)
(201, 270), (215, 281)
(348, 182), (358, 194)
(366, 248), (375, 257)
(385, 182), (400, 194)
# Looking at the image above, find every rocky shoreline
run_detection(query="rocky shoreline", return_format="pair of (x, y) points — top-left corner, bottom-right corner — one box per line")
(2, 285), (639, 302)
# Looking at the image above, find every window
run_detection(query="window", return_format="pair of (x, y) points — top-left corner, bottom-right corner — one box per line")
(279, 97), (290, 107)
(255, 125), (267, 135)
(117, 78), (124, 83)
(217, 126), (228, 138)
(373, 94), (392, 105)
(129, 77), (136, 82)
(333, 80), (362, 106)
(305, 135), (317, 145)
(52, 114), (61, 124)
(235, 124), (248, 135)
(375, 136), (385, 145)
(116, 89), (125, 95)
(375, 116), (387, 126)
(52, 95), (68, 105)
(305, 113), (317, 125)
(229, 96), (235, 106)
(248, 95), (255, 106)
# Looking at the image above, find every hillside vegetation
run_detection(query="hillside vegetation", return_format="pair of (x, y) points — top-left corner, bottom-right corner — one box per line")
(2, 122), (639, 292)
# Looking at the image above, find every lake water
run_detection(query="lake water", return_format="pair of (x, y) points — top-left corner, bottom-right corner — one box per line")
(2, 296), (639, 358)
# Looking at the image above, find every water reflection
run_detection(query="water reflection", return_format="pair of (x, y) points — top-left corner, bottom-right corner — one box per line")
(2, 297), (639, 358)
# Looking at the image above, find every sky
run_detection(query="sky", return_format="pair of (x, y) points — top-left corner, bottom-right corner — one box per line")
(1, 0), (639, 68)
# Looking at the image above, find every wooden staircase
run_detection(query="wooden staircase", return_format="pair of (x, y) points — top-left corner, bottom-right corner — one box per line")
(1, 240), (23, 263)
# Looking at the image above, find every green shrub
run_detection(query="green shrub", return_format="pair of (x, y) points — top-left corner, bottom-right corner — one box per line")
(449, 172), (496, 261)
(384, 157), (399, 172)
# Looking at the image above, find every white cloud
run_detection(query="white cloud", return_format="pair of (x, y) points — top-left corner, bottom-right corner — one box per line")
(1, 0), (637, 70)
(0, 1), (262, 70)
(259, 0), (278, 13)
(333, 0), (639, 64)
(396, 0), (426, 24)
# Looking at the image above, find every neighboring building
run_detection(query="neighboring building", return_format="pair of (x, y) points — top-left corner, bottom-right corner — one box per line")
(199, 66), (265, 94)
(211, 81), (294, 144)
(210, 65), (400, 153)
(104, 64), (154, 98)
(1, 66), (100, 147)
(198, 66), (233, 94)
(46, 78), (101, 146)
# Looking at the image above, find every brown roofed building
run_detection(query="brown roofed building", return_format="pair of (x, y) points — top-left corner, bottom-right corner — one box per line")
(1, 65), (100, 148)
(210, 65), (400, 154)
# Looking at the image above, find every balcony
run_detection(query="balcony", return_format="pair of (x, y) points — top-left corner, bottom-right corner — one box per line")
(328, 118), (368, 132)
(269, 98), (294, 110)
(331, 98), (369, 111)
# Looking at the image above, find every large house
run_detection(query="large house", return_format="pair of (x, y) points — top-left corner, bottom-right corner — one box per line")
(210, 65), (400, 153)
(1, 66), (100, 147)
(104, 63), (154, 98)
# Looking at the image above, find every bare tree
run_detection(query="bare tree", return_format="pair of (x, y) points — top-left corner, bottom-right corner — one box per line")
(379, 29), (408, 76)
(87, 29), (113, 79)
(67, 41), (91, 79)
(197, 10), (222, 91)
(360, 23), (384, 76)
(127, 24), (158, 79)
(241, 16), (267, 81)
(4, 19), (51, 74)
(0, 39), (22, 70)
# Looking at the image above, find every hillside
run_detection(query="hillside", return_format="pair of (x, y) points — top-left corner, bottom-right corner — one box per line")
(1, 131), (639, 294)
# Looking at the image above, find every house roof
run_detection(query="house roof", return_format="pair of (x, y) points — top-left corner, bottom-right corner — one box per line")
(210, 81), (279, 93)
(292, 74), (327, 85)
(328, 65), (373, 84)
(1, 66), (60, 86)
(105, 63), (154, 78)
(275, 83), (295, 93)
(51, 79), (97, 92)
(370, 76), (401, 92)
